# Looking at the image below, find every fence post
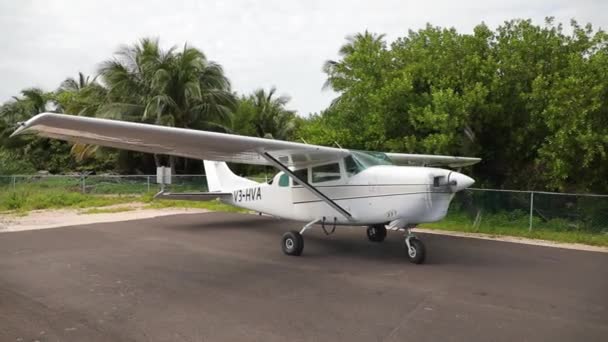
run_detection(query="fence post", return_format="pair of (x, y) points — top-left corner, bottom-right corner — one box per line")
(12, 175), (16, 189)
(81, 175), (86, 194)
(147, 176), (150, 192)
(529, 191), (534, 231)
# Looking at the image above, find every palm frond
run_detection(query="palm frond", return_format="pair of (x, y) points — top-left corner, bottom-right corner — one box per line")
(96, 102), (144, 120)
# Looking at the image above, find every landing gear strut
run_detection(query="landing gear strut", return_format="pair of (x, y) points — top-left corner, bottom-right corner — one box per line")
(405, 229), (426, 264)
(281, 218), (321, 257)
(281, 219), (426, 264)
(366, 224), (387, 242)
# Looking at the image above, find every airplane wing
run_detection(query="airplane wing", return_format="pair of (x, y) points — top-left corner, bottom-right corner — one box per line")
(11, 113), (349, 167)
(386, 153), (480, 168)
(12, 113), (480, 220)
(12, 113), (480, 168)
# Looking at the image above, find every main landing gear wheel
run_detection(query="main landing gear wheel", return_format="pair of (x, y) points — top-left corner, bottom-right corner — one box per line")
(367, 225), (387, 242)
(405, 236), (426, 264)
(282, 230), (304, 256)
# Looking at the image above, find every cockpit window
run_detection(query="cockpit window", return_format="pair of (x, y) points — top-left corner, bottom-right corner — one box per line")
(345, 150), (393, 176)
(345, 155), (363, 176)
(352, 150), (393, 166)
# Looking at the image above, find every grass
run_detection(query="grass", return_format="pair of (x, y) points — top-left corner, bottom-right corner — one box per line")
(0, 188), (248, 215)
(0, 177), (207, 213)
(0, 189), (139, 213)
(139, 192), (249, 213)
(421, 212), (608, 247)
(0, 178), (142, 214)
(81, 206), (135, 214)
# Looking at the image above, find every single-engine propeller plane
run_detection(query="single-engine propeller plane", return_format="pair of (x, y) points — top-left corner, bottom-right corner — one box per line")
(12, 113), (480, 264)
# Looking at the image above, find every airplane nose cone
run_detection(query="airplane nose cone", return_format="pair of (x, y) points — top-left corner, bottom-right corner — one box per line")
(451, 172), (475, 191)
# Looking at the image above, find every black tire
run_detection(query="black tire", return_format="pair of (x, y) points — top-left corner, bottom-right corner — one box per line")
(406, 238), (426, 264)
(282, 231), (304, 256)
(367, 225), (387, 242)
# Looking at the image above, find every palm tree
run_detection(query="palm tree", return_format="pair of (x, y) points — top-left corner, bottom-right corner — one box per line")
(0, 88), (58, 135)
(0, 88), (56, 137)
(60, 72), (96, 92)
(55, 73), (109, 160)
(322, 31), (387, 106)
(18, 88), (56, 115)
(236, 87), (298, 140)
(0, 99), (30, 141)
(99, 38), (235, 126)
(0, 88), (64, 170)
(97, 38), (237, 170)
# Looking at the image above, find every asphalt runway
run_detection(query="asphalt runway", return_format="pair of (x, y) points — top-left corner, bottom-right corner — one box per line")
(1, 212), (607, 342)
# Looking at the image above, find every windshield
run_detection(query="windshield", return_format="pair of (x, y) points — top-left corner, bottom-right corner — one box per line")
(345, 150), (393, 176)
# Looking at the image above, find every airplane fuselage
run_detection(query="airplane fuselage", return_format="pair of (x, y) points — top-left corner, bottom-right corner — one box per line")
(221, 165), (473, 227)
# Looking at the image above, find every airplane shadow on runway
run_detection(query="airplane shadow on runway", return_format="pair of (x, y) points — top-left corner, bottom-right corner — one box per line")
(160, 212), (525, 267)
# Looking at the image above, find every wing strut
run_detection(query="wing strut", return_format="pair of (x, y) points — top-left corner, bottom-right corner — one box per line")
(261, 152), (353, 221)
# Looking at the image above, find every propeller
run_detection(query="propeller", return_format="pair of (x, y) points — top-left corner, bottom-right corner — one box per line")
(447, 172), (458, 192)
(433, 171), (474, 192)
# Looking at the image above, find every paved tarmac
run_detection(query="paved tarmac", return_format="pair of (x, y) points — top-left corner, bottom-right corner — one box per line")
(0, 212), (607, 342)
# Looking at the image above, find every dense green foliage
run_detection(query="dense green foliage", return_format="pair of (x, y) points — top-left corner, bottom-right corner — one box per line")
(303, 19), (608, 193)
(1, 19), (607, 194)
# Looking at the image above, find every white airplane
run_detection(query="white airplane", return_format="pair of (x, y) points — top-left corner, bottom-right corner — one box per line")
(12, 113), (480, 264)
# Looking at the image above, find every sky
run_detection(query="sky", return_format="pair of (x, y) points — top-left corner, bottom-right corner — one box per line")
(0, 0), (606, 115)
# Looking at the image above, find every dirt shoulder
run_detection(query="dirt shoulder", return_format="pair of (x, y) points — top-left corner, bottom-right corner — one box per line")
(0, 202), (208, 233)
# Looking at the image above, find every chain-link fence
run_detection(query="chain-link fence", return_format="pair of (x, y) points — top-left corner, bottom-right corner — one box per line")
(0, 174), (268, 195)
(1, 175), (607, 233)
(449, 189), (608, 234)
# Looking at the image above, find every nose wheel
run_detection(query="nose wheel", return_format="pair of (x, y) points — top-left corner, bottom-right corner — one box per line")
(405, 233), (426, 264)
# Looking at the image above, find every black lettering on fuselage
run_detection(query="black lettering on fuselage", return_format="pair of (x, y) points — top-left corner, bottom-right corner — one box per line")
(233, 187), (262, 203)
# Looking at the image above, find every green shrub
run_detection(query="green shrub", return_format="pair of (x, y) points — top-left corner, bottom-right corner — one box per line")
(0, 149), (36, 175)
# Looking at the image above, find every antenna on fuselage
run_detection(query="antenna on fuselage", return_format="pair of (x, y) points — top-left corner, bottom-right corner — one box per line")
(333, 141), (344, 150)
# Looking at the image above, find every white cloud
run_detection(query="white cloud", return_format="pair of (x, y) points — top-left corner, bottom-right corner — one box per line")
(0, 0), (605, 115)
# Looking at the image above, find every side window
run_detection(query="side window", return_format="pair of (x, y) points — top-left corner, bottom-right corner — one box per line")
(312, 163), (341, 183)
(278, 173), (289, 187)
(292, 168), (309, 185)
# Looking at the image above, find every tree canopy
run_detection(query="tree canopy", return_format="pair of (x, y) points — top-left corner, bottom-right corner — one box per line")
(1, 18), (606, 193)
(232, 87), (299, 140)
(301, 19), (608, 193)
